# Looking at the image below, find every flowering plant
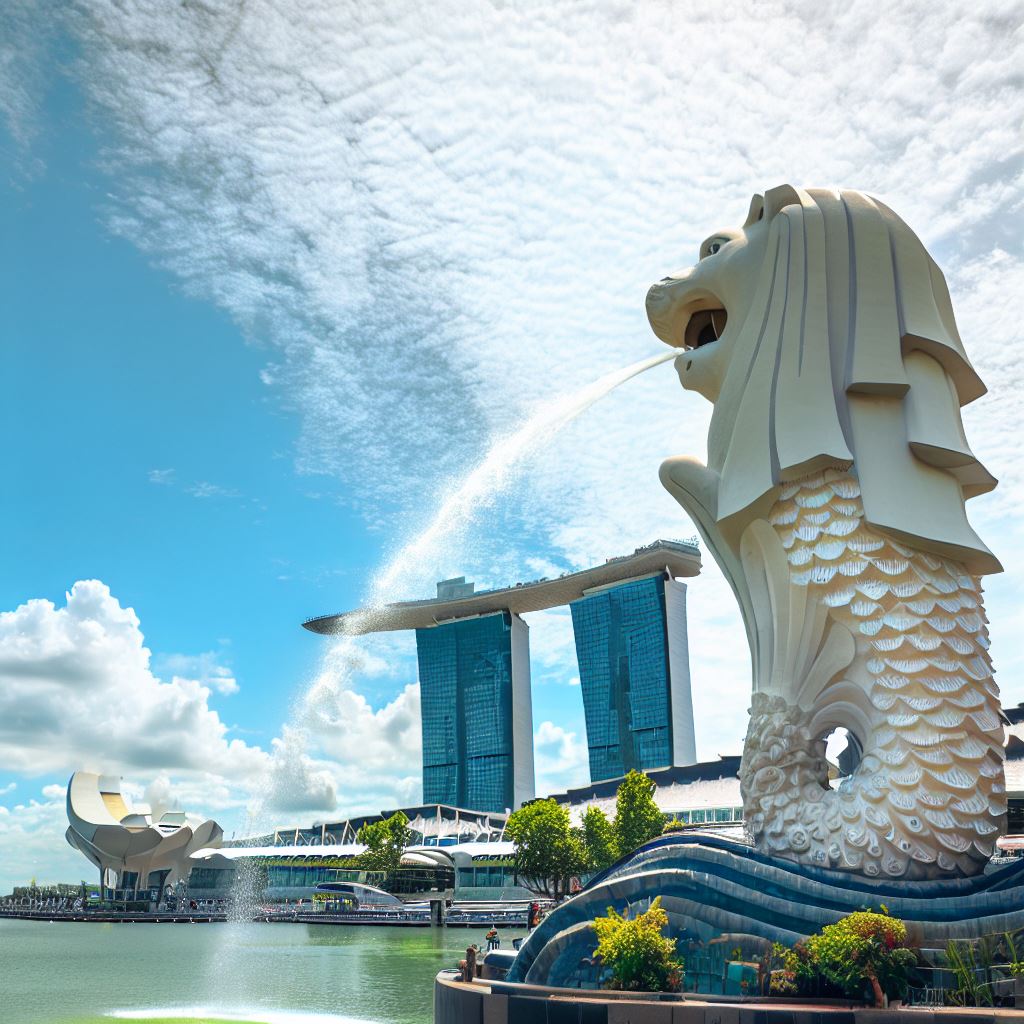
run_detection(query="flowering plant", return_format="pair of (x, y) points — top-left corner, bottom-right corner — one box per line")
(803, 910), (915, 1007)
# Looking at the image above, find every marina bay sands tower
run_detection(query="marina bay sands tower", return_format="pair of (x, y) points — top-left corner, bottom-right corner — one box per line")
(303, 540), (700, 814)
(414, 595), (535, 814)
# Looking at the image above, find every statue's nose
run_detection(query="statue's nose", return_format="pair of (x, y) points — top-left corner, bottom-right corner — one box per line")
(646, 277), (687, 345)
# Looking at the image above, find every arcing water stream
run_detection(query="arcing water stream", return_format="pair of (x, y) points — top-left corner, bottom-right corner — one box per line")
(202, 347), (678, 1013)
(362, 347), (677, 618)
(228, 347), (677, 907)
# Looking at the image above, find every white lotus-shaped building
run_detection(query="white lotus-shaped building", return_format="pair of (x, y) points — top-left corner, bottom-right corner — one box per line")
(65, 771), (222, 897)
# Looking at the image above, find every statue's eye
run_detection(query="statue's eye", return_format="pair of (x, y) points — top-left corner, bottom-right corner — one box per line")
(701, 236), (728, 260)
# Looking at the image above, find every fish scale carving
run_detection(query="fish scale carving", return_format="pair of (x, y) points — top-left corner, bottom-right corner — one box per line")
(739, 469), (1005, 878)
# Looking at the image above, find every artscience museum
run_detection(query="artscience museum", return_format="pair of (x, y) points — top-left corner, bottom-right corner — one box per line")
(64, 771), (223, 902)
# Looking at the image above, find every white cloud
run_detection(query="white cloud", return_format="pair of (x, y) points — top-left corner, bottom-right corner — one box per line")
(0, 795), (89, 892)
(0, 0), (50, 164)
(287, 637), (423, 818)
(45, 0), (1022, 763)
(0, 581), (274, 885)
(0, 585), (429, 825)
(264, 726), (340, 818)
(0, 583), (437, 879)
(533, 720), (589, 798)
(147, 468), (175, 485)
(521, 607), (578, 682)
(0, 581), (265, 780)
(153, 650), (239, 696)
(185, 481), (240, 499)
(0, 782), (15, 796)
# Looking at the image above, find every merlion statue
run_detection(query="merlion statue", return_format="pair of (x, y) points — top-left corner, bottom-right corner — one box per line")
(646, 185), (1004, 880)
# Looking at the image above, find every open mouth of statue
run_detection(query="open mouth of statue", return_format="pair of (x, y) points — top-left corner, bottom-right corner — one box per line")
(683, 307), (728, 350)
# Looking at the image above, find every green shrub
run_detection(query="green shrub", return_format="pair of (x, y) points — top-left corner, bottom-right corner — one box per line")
(769, 969), (798, 996)
(592, 896), (683, 992)
(945, 936), (1000, 1007)
(802, 911), (915, 1007)
(662, 818), (686, 834)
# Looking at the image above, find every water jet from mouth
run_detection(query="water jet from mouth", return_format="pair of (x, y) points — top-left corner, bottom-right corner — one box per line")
(218, 346), (678, 941)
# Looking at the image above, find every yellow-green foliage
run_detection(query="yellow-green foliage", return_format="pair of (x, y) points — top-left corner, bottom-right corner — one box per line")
(801, 911), (914, 1004)
(592, 896), (683, 992)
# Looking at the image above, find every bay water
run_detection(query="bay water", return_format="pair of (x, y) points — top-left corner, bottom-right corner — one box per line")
(1, 919), (525, 1024)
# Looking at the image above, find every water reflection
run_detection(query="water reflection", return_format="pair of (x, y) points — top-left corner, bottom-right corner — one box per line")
(1, 920), (525, 1024)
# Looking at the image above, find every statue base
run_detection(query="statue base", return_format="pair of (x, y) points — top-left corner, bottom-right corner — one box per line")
(508, 832), (1024, 988)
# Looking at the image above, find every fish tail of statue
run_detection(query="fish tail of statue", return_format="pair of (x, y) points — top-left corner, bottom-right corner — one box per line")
(738, 469), (1006, 878)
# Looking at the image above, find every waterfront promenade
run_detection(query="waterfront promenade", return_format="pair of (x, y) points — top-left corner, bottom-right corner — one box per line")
(0, 904), (529, 928)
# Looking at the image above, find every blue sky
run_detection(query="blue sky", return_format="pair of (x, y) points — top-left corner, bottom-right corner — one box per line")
(2, 1), (1023, 891)
(2, 66), (379, 740)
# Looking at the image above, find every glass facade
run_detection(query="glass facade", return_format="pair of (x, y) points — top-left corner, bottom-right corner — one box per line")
(264, 862), (454, 895)
(665, 806), (745, 825)
(416, 611), (530, 813)
(571, 574), (682, 782)
(456, 865), (517, 887)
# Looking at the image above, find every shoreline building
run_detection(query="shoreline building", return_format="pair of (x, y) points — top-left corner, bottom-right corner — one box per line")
(416, 601), (534, 813)
(65, 772), (222, 902)
(304, 539), (703, 802)
(571, 573), (695, 781)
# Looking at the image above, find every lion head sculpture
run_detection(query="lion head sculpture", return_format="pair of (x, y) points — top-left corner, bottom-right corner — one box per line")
(647, 185), (999, 576)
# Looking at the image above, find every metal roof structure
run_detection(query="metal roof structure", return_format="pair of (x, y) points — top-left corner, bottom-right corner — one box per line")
(302, 538), (701, 636)
(546, 756), (742, 805)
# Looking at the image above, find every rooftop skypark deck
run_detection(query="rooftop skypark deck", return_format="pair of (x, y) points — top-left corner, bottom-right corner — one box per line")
(301, 538), (701, 635)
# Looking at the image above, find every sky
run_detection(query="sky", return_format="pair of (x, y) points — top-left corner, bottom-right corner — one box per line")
(1, 0), (1023, 892)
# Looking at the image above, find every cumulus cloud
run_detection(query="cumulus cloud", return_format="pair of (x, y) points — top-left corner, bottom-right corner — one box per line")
(0, 582), (441, 878)
(289, 637), (423, 817)
(0, 794), (87, 892)
(153, 650), (239, 696)
(264, 726), (340, 818)
(533, 720), (589, 798)
(0, 581), (265, 779)
(0, 583), (433, 822)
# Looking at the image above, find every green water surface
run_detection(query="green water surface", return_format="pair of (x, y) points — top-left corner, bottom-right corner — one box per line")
(0, 919), (524, 1024)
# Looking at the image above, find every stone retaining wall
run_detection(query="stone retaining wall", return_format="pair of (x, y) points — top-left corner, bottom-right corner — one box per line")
(435, 973), (1024, 1024)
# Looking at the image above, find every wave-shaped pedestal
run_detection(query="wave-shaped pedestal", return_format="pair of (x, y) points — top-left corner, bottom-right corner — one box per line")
(507, 833), (1024, 988)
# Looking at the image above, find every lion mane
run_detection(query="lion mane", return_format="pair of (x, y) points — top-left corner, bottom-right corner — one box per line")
(650, 184), (998, 577)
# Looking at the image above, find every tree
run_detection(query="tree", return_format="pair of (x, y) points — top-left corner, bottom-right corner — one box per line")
(580, 805), (617, 872)
(613, 770), (664, 857)
(802, 910), (916, 1007)
(357, 811), (414, 874)
(505, 799), (585, 899)
(593, 896), (683, 992)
